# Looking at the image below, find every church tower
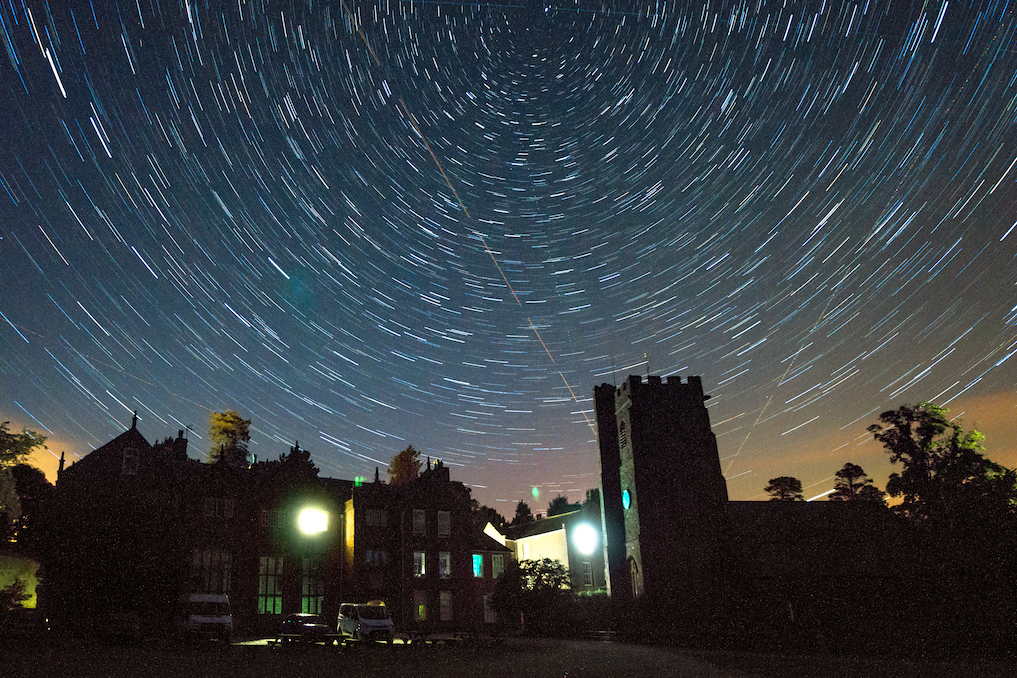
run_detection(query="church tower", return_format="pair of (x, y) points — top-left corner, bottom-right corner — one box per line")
(595, 375), (729, 615)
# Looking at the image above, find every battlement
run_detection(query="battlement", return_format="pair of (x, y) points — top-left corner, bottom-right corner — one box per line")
(616, 374), (710, 402)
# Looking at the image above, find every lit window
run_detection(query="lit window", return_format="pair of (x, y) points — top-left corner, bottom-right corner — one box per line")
(492, 554), (504, 579)
(302, 559), (324, 613)
(582, 561), (594, 587)
(413, 509), (426, 535)
(439, 551), (451, 579)
(413, 591), (427, 621)
(413, 551), (426, 577)
(440, 591), (452, 621)
(437, 510), (451, 537)
(472, 554), (484, 578)
(258, 556), (284, 614)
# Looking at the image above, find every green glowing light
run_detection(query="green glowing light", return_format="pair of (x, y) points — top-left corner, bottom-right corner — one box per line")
(531, 487), (540, 500)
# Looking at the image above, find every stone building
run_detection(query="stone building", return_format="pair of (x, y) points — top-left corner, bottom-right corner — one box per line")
(595, 375), (916, 646)
(47, 416), (502, 637)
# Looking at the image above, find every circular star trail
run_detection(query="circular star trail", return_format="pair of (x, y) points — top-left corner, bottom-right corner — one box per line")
(2, 0), (1015, 509)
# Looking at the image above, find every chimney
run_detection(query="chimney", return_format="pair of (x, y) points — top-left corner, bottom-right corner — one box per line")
(173, 430), (188, 460)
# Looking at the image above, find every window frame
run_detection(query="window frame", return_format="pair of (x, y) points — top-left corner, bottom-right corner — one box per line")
(412, 509), (426, 535)
(413, 550), (426, 578)
(492, 554), (504, 579)
(258, 556), (284, 615)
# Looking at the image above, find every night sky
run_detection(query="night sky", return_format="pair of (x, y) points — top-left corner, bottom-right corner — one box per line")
(2, 0), (1016, 512)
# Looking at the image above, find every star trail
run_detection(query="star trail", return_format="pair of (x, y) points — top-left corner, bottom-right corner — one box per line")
(2, 0), (1016, 510)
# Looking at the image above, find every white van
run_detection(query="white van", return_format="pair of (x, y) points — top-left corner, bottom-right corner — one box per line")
(337, 601), (394, 642)
(177, 593), (233, 644)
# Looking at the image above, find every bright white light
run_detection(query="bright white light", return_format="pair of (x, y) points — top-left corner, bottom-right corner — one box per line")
(572, 523), (599, 556)
(298, 507), (329, 534)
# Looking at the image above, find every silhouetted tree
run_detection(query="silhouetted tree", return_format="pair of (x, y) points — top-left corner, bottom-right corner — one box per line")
(0, 578), (30, 613)
(764, 476), (804, 501)
(0, 424), (46, 542)
(387, 445), (421, 485)
(868, 402), (1015, 523)
(0, 423), (46, 465)
(471, 499), (507, 533)
(829, 463), (886, 504)
(547, 494), (580, 517)
(490, 558), (573, 634)
(869, 402), (1017, 652)
(583, 488), (601, 510)
(207, 410), (251, 467)
(9, 464), (54, 550)
(512, 500), (534, 526)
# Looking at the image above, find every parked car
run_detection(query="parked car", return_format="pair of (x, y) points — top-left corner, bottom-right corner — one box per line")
(280, 613), (335, 644)
(177, 593), (233, 644)
(337, 601), (394, 642)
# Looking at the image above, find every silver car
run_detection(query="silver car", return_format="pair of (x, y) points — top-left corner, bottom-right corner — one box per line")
(337, 602), (394, 642)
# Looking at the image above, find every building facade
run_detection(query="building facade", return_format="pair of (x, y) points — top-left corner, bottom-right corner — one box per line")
(48, 417), (500, 637)
(485, 505), (608, 596)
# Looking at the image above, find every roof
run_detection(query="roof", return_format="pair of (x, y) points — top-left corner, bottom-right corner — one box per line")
(58, 424), (151, 484)
(471, 530), (512, 552)
(506, 508), (598, 540)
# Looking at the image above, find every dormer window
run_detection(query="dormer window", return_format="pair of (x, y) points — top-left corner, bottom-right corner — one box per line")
(122, 447), (139, 475)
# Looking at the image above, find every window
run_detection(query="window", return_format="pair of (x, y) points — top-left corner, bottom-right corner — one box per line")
(365, 508), (387, 527)
(492, 554), (504, 579)
(258, 556), (284, 614)
(205, 498), (235, 518)
(413, 551), (426, 577)
(472, 554), (484, 578)
(437, 510), (451, 537)
(302, 559), (324, 613)
(483, 593), (497, 624)
(191, 549), (231, 593)
(122, 447), (139, 475)
(365, 549), (388, 567)
(413, 591), (427, 621)
(439, 591), (453, 621)
(260, 509), (285, 528)
(412, 509), (426, 535)
(438, 552), (451, 579)
(582, 561), (594, 587)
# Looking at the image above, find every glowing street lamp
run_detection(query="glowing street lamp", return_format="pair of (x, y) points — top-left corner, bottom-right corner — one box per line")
(572, 522), (599, 556)
(297, 507), (329, 535)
